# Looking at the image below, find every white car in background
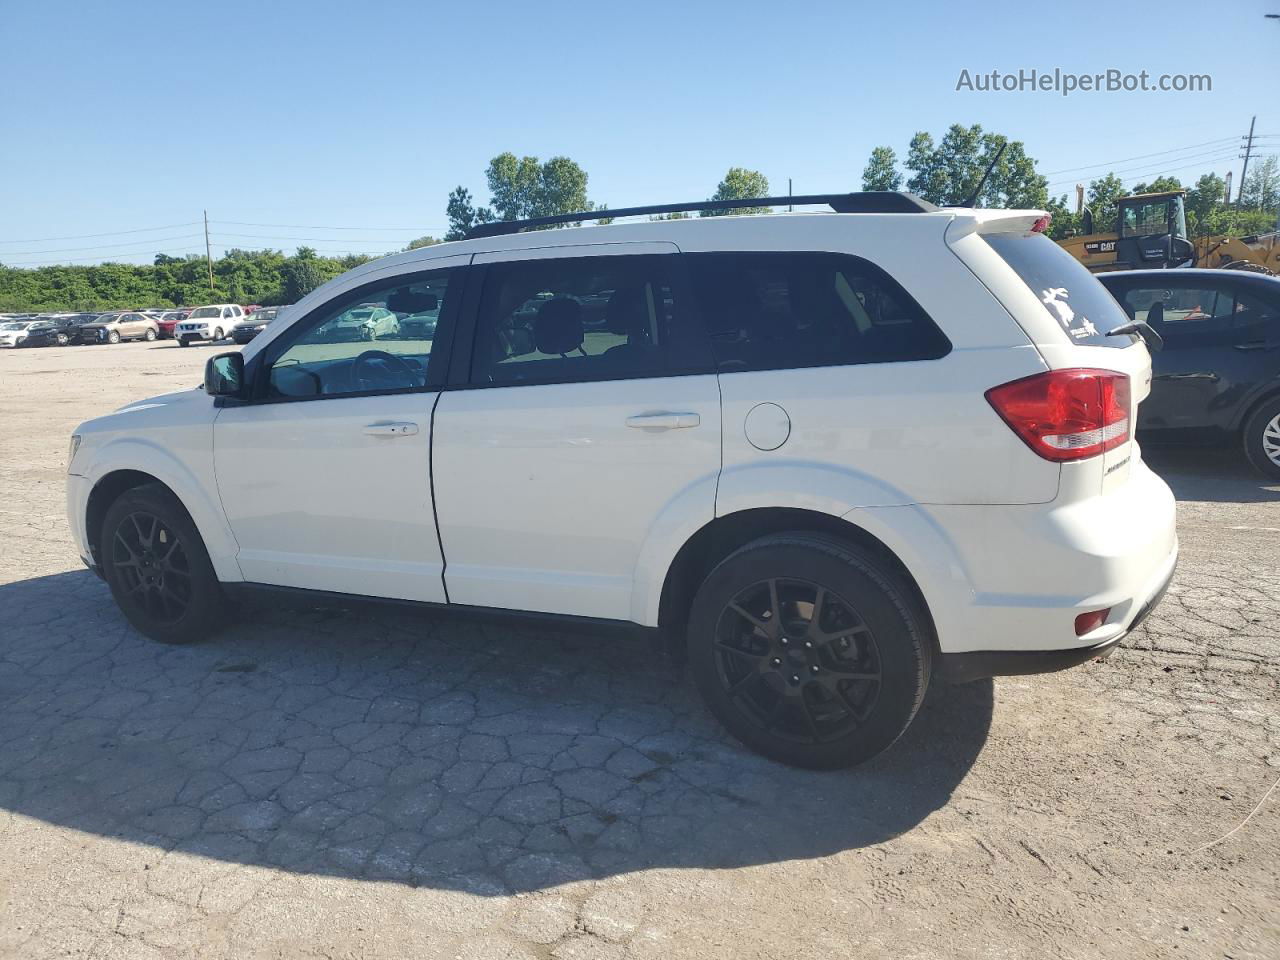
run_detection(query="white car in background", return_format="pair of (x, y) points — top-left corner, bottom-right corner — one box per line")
(175, 304), (244, 347)
(0, 320), (40, 347)
(66, 191), (1178, 769)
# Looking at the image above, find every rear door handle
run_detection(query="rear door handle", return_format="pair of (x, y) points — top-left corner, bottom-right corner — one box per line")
(363, 421), (419, 437)
(625, 412), (700, 430)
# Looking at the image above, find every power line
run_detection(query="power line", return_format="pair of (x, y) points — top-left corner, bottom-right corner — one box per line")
(1040, 136), (1240, 176)
(0, 222), (201, 244)
(0, 234), (205, 257)
(210, 219), (445, 232)
(212, 231), (422, 245)
(1046, 148), (1240, 189)
(5, 248), (206, 266)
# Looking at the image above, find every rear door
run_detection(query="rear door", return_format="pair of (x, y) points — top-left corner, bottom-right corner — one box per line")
(431, 243), (721, 621)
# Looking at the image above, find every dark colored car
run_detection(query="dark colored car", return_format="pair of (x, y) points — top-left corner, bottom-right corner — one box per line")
(1099, 268), (1280, 478)
(231, 305), (288, 344)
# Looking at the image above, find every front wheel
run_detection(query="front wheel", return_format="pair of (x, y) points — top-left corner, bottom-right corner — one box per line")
(178, 337), (190, 347)
(101, 483), (227, 644)
(687, 533), (931, 769)
(107, 330), (121, 344)
(212, 327), (224, 341)
(1243, 397), (1280, 480)
(56, 332), (69, 346)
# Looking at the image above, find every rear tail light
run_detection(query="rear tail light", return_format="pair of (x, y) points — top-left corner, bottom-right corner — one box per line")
(985, 368), (1131, 462)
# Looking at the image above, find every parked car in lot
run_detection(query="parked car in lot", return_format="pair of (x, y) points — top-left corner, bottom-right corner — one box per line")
(77, 312), (160, 344)
(316, 303), (400, 341)
(1099, 269), (1280, 479)
(231, 306), (288, 344)
(0, 319), (43, 347)
(63, 313), (106, 344)
(66, 192), (1177, 769)
(155, 310), (189, 339)
(175, 304), (244, 346)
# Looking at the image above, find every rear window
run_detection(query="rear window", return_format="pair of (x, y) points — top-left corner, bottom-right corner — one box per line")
(984, 233), (1133, 347)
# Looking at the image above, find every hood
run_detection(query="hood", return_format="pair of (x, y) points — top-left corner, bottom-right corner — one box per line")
(114, 387), (206, 415)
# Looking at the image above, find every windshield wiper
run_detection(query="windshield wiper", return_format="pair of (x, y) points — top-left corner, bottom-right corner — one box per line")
(1107, 320), (1163, 352)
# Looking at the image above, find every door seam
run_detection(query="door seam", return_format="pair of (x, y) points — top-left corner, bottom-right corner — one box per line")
(428, 390), (450, 604)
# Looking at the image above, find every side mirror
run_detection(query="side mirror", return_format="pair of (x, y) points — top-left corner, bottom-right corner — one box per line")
(205, 352), (245, 400)
(1170, 236), (1194, 264)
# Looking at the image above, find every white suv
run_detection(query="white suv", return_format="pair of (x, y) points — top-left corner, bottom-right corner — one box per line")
(175, 304), (243, 346)
(65, 193), (1177, 769)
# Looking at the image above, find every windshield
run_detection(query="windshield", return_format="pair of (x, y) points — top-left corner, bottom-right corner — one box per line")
(984, 232), (1134, 348)
(190, 307), (221, 319)
(1120, 198), (1178, 239)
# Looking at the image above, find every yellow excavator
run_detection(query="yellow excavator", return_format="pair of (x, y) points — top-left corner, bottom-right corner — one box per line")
(1059, 189), (1279, 275)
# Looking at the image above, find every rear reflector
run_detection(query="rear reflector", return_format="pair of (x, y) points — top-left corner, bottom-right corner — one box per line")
(1074, 608), (1111, 636)
(985, 368), (1131, 462)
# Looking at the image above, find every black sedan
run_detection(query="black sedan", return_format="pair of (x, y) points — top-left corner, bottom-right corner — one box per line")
(1099, 269), (1280, 478)
(23, 314), (102, 346)
(231, 305), (288, 344)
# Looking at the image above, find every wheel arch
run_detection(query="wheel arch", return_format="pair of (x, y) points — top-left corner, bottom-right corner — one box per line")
(655, 507), (940, 656)
(1235, 384), (1280, 434)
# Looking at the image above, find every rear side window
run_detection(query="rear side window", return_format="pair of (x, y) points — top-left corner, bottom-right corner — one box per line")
(685, 252), (949, 373)
(984, 233), (1131, 347)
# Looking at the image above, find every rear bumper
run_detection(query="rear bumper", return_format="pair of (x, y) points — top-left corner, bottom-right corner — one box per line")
(938, 549), (1176, 682)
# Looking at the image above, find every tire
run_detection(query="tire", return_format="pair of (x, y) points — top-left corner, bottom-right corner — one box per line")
(1243, 397), (1280, 481)
(101, 483), (227, 644)
(687, 533), (931, 769)
(179, 337), (190, 347)
(212, 327), (224, 341)
(56, 333), (69, 346)
(107, 330), (120, 344)
(144, 327), (157, 342)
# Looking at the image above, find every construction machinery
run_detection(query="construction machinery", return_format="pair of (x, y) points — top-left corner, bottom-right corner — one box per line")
(1059, 189), (1279, 275)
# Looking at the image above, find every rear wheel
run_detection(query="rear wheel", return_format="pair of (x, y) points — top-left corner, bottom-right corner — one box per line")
(107, 330), (120, 344)
(144, 327), (157, 342)
(101, 483), (227, 644)
(1243, 397), (1280, 480)
(688, 533), (931, 769)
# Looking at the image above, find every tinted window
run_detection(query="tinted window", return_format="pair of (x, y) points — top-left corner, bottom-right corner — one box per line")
(686, 251), (949, 372)
(266, 270), (453, 399)
(470, 255), (707, 385)
(1121, 282), (1275, 348)
(985, 233), (1132, 347)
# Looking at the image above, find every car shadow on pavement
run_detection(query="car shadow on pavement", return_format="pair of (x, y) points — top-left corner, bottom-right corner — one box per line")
(0, 569), (992, 895)
(1143, 444), (1280, 503)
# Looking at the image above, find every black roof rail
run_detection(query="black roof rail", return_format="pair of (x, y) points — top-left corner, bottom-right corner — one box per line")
(464, 192), (939, 239)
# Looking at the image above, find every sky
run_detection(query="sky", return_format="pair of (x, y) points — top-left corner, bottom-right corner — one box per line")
(2, 0), (1277, 266)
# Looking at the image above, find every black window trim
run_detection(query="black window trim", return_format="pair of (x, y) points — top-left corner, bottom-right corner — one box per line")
(447, 252), (717, 392)
(240, 264), (465, 406)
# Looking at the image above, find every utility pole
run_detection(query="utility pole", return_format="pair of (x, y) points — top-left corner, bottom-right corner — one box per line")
(1237, 115), (1256, 205)
(203, 209), (215, 291)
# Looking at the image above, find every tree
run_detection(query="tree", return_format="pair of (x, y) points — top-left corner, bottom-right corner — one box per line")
(701, 167), (770, 216)
(404, 235), (441, 251)
(903, 124), (1048, 208)
(861, 146), (902, 191)
(483, 152), (591, 222)
(1240, 155), (1279, 214)
(1083, 173), (1128, 234)
(445, 186), (493, 241)
(1186, 173), (1227, 235)
(1130, 175), (1183, 196)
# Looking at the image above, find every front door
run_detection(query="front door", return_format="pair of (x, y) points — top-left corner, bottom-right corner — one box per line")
(431, 244), (721, 621)
(213, 260), (465, 601)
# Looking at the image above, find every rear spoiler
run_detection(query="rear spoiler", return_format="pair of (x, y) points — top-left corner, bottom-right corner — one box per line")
(944, 209), (1051, 243)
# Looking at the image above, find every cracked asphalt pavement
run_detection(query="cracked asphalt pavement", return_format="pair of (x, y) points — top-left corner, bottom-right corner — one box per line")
(1, 341), (1277, 959)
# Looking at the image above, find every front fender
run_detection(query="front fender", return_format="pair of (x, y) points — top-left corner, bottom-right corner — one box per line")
(84, 436), (243, 583)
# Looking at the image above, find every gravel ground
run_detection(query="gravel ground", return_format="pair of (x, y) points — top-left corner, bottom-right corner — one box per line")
(0, 340), (1277, 960)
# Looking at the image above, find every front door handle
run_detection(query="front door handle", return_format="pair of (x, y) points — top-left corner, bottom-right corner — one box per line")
(625, 412), (700, 430)
(363, 421), (419, 437)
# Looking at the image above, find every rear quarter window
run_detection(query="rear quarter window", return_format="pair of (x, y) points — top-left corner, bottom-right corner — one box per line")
(984, 233), (1133, 348)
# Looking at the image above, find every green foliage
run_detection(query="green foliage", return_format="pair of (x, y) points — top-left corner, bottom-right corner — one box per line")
(404, 235), (441, 251)
(445, 186), (493, 241)
(861, 146), (902, 191)
(1186, 173), (1227, 234)
(1130, 175), (1183, 195)
(0, 247), (365, 312)
(1240, 155), (1279, 214)
(902, 124), (1048, 208)
(484, 152), (591, 222)
(701, 167), (770, 216)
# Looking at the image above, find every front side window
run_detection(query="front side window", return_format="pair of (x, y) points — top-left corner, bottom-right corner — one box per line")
(265, 270), (453, 399)
(190, 307), (220, 319)
(470, 255), (704, 385)
(1123, 285), (1232, 325)
(686, 251), (949, 372)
